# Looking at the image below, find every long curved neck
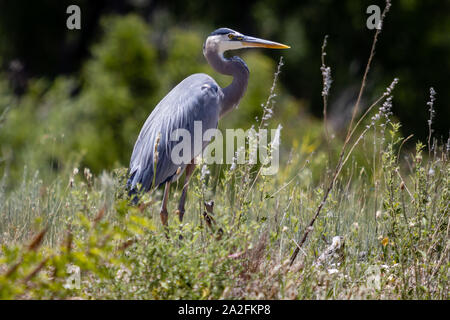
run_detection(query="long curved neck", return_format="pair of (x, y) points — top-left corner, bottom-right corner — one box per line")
(204, 50), (249, 118)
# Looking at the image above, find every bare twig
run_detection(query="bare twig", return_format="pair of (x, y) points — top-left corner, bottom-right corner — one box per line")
(23, 257), (49, 284)
(28, 228), (47, 252)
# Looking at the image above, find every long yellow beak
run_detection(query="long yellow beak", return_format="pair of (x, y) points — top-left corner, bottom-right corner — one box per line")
(241, 35), (290, 49)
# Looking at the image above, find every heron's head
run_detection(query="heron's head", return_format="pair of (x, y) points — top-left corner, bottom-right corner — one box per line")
(203, 28), (290, 56)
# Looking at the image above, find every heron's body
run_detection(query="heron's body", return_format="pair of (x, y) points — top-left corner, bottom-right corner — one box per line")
(128, 73), (222, 191)
(126, 28), (289, 225)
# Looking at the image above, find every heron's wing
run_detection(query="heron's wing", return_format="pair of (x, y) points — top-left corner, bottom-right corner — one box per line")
(128, 73), (223, 192)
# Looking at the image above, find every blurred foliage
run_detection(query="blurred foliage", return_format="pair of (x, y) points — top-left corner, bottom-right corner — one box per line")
(0, 0), (448, 139)
(0, 1), (449, 186)
(0, 15), (298, 184)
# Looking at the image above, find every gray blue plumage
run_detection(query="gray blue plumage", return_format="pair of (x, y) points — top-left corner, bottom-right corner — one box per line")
(127, 74), (222, 194)
(209, 28), (235, 36)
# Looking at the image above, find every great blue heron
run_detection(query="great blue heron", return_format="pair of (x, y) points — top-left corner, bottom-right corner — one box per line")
(127, 28), (289, 226)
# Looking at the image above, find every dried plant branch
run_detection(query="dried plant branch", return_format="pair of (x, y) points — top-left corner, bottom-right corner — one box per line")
(427, 87), (437, 156)
(27, 228), (47, 252)
(321, 35), (332, 160)
(23, 257), (49, 284)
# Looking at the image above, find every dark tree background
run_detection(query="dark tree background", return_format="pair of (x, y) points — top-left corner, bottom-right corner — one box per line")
(1, 0), (448, 137)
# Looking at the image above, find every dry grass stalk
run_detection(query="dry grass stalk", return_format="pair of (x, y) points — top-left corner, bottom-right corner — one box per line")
(118, 239), (136, 251)
(27, 228), (47, 252)
(202, 200), (223, 239)
(23, 257), (49, 284)
(65, 226), (73, 254)
(4, 258), (23, 277)
(290, 0), (392, 266)
(92, 206), (106, 226)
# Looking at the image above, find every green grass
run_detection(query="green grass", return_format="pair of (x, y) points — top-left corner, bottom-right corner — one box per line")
(0, 120), (448, 299)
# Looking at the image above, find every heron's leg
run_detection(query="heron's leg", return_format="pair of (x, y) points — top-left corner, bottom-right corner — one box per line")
(176, 163), (196, 222)
(160, 182), (170, 226)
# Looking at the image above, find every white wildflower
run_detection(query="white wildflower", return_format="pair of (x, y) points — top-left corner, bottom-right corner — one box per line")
(320, 35), (332, 97)
(376, 210), (382, 219)
(321, 65), (332, 97)
(200, 164), (210, 180)
(327, 268), (339, 275)
(384, 78), (399, 96)
(427, 87), (436, 123)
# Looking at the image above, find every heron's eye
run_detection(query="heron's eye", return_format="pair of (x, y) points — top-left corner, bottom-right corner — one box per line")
(228, 34), (234, 39)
